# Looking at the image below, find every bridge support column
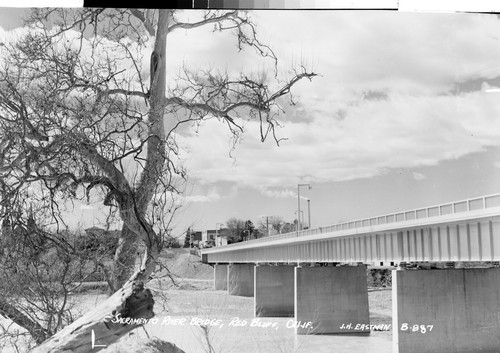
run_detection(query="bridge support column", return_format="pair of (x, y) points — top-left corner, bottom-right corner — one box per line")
(254, 265), (294, 317)
(228, 264), (254, 297)
(393, 268), (500, 353)
(294, 266), (370, 334)
(214, 264), (228, 290)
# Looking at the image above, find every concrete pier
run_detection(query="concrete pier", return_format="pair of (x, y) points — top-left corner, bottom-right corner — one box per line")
(228, 264), (254, 297)
(393, 268), (500, 353)
(214, 264), (228, 290)
(254, 265), (294, 317)
(294, 266), (370, 334)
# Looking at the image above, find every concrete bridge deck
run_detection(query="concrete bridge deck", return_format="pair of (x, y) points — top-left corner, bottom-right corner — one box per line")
(203, 194), (500, 264)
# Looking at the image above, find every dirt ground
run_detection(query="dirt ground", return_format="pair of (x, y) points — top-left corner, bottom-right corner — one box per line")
(101, 250), (393, 352)
(1, 249), (393, 353)
(98, 278), (392, 353)
(158, 248), (214, 281)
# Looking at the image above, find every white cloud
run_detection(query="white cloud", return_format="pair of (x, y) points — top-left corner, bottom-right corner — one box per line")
(412, 172), (427, 181)
(169, 11), (500, 191)
(184, 195), (214, 203)
(4, 11), (500, 196)
(183, 187), (221, 203)
(250, 11), (500, 106)
(259, 187), (297, 199)
(179, 90), (500, 188)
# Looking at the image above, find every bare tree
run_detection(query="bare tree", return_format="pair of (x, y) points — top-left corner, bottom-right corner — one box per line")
(225, 217), (245, 243)
(0, 8), (316, 351)
(258, 215), (285, 234)
(281, 220), (298, 234)
(0, 210), (110, 350)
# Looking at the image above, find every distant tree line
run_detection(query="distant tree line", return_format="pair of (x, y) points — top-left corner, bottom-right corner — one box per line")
(257, 215), (302, 234)
(226, 216), (301, 243)
(181, 215), (303, 247)
(225, 218), (259, 243)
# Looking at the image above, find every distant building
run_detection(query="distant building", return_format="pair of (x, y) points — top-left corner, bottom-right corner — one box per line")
(192, 231), (202, 242)
(186, 228), (230, 248)
(214, 228), (229, 246)
(186, 230), (203, 247)
(206, 229), (217, 242)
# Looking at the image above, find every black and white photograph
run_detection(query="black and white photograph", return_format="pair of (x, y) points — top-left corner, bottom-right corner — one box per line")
(0, 2), (500, 353)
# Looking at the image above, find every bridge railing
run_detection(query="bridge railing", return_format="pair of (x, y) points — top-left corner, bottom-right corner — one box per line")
(209, 193), (500, 250)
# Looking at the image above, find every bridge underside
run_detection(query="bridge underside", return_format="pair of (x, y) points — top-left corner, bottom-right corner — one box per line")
(213, 263), (500, 353)
(206, 213), (500, 353)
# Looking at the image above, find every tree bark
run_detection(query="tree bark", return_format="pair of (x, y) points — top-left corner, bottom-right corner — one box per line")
(0, 298), (49, 345)
(109, 9), (170, 291)
(30, 280), (154, 353)
(109, 224), (140, 293)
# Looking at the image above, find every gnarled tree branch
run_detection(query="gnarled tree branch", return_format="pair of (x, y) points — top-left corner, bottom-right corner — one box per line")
(0, 298), (49, 345)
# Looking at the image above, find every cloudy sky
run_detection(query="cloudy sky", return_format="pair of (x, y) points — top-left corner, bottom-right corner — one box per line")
(1, 8), (500, 236)
(170, 10), (500, 234)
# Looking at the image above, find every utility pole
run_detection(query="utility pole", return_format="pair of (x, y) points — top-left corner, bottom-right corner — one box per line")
(261, 216), (270, 237)
(215, 223), (224, 246)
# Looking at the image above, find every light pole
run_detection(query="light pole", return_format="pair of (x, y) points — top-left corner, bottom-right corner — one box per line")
(307, 199), (311, 229)
(297, 183), (311, 235)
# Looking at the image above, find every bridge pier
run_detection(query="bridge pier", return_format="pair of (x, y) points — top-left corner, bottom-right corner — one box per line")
(254, 265), (294, 317)
(393, 268), (500, 353)
(294, 265), (370, 334)
(228, 263), (254, 297)
(214, 264), (228, 290)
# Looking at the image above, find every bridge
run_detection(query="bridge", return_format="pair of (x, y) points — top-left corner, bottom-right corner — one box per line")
(201, 194), (500, 353)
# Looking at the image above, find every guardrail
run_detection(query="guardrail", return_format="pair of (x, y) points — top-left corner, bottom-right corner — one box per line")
(206, 193), (500, 251)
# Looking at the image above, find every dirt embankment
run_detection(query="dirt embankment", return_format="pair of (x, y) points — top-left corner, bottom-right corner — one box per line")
(158, 248), (213, 280)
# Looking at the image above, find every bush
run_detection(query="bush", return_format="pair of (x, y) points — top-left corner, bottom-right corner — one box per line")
(74, 230), (118, 255)
(367, 268), (392, 287)
(162, 236), (181, 248)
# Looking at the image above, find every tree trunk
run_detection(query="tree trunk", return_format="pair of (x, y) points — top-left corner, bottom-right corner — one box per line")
(110, 224), (140, 292)
(30, 280), (154, 353)
(107, 9), (170, 292)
